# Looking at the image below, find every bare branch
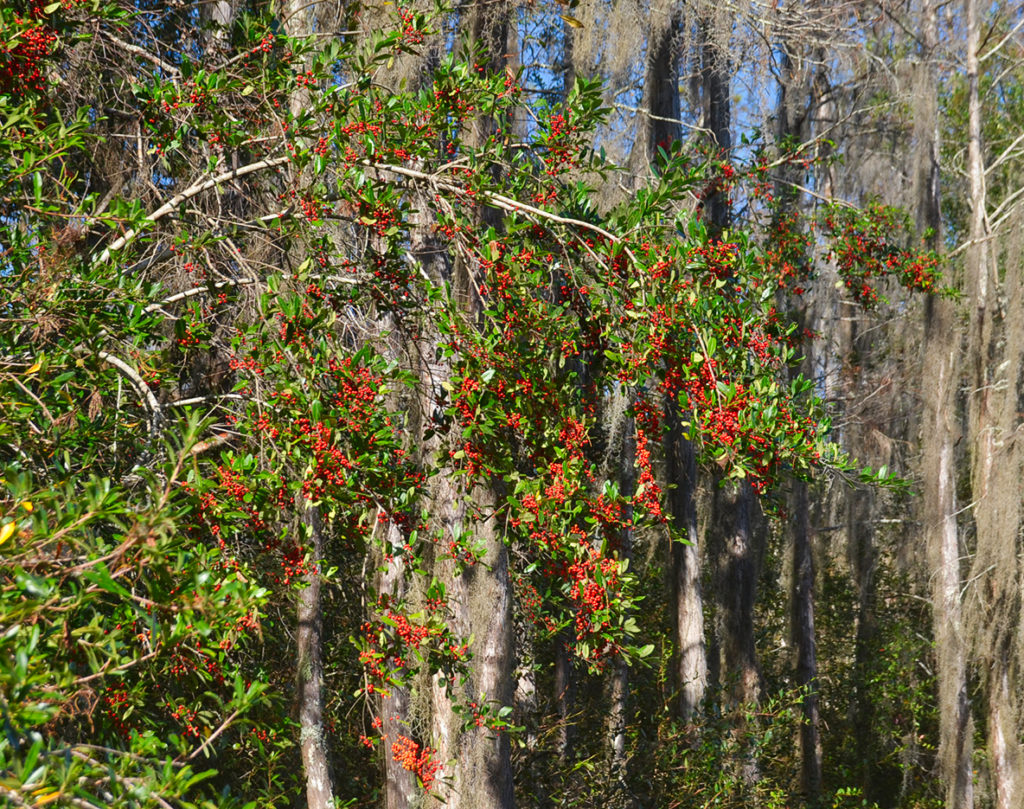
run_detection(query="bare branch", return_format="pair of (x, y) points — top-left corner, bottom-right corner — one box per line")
(94, 156), (292, 264)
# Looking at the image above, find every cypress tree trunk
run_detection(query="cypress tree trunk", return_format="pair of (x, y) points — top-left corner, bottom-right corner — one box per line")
(916, 3), (972, 804)
(632, 0), (682, 170)
(296, 499), (335, 809)
(284, 4), (335, 805)
(666, 405), (706, 720)
(608, 412), (636, 806)
(427, 8), (517, 808)
(712, 480), (760, 710)
(378, 521), (418, 809)
(772, 39), (822, 798)
(634, 0), (710, 724)
(697, 2), (761, 786)
(921, 290), (972, 809)
(790, 479), (822, 798)
(963, 0), (1024, 801)
(698, 5), (731, 234)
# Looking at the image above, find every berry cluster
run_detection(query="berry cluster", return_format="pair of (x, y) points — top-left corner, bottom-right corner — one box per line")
(391, 736), (441, 791)
(1, 16), (56, 99)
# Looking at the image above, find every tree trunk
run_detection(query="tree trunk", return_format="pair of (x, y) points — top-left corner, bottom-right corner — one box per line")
(711, 478), (760, 793)
(698, 4), (731, 234)
(712, 481), (760, 709)
(914, 3), (973, 805)
(428, 492), (515, 809)
(920, 290), (973, 809)
(378, 522), (419, 809)
(608, 412), (636, 806)
(772, 40), (823, 798)
(790, 480), (822, 798)
(296, 499), (335, 809)
(698, 4), (760, 786)
(633, 0), (708, 726)
(963, 0), (1024, 801)
(283, 4), (335, 805)
(665, 404), (706, 720)
(632, 0), (681, 170)
(554, 629), (576, 761)
(426, 10), (516, 807)
(838, 305), (881, 799)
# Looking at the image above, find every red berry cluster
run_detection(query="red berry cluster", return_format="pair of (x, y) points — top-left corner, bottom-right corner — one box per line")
(391, 735), (440, 791)
(396, 8), (424, 46)
(540, 112), (582, 176)
(567, 545), (621, 658)
(102, 686), (134, 739)
(823, 203), (942, 309)
(1, 16), (56, 99)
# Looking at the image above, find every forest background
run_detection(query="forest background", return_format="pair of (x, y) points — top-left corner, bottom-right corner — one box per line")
(2, 0), (1023, 807)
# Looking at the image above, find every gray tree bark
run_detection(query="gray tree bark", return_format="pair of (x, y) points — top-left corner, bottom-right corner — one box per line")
(963, 0), (1024, 802)
(772, 38), (823, 799)
(666, 405), (706, 721)
(698, 4), (731, 235)
(426, 8), (517, 807)
(378, 521), (419, 809)
(632, 0), (682, 170)
(632, 0), (709, 724)
(696, 3), (760, 784)
(283, 4), (336, 805)
(608, 411), (636, 807)
(916, 3), (972, 805)
(296, 499), (335, 809)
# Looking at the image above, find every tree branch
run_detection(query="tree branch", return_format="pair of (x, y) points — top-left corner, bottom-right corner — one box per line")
(94, 156), (292, 264)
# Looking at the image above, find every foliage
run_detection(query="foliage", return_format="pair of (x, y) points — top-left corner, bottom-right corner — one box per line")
(0, 1), (949, 806)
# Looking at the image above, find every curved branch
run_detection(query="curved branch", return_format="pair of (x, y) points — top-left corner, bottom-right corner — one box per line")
(94, 156), (292, 264)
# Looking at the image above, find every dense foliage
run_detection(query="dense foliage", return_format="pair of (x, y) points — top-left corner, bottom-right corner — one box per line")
(1, 1), (1001, 808)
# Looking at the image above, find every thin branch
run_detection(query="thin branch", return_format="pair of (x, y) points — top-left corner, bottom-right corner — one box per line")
(984, 130), (1024, 176)
(102, 31), (181, 77)
(94, 350), (161, 431)
(362, 160), (638, 264)
(980, 16), (1024, 63)
(184, 708), (243, 762)
(167, 395), (244, 408)
(94, 156), (291, 264)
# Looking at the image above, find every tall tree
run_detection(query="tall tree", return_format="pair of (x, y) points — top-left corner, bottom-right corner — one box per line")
(426, 8), (517, 809)
(770, 28), (824, 798)
(631, 0), (709, 723)
(963, 1), (1024, 803)
(917, 1), (973, 806)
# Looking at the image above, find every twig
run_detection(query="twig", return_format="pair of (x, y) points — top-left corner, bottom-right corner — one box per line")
(102, 31), (181, 77)
(94, 156), (291, 264)
(95, 349), (162, 432)
(361, 160), (638, 265)
(185, 708), (243, 762)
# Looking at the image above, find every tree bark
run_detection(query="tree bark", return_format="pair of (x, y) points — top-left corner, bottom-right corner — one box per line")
(608, 412), (636, 807)
(790, 480), (822, 799)
(632, 0), (682, 170)
(698, 4), (731, 235)
(378, 522), (419, 809)
(426, 9), (516, 807)
(296, 499), (335, 809)
(921, 290), (973, 809)
(711, 478), (760, 793)
(633, 0), (708, 726)
(428, 492), (515, 809)
(665, 404), (706, 720)
(963, 0), (1024, 801)
(772, 39), (823, 798)
(712, 481), (760, 709)
(916, 5), (972, 801)
(697, 5), (760, 785)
